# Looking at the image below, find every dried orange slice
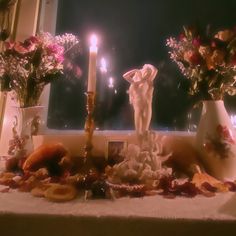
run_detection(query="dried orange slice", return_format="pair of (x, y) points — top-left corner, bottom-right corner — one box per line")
(191, 172), (228, 192)
(31, 184), (52, 197)
(45, 184), (77, 202)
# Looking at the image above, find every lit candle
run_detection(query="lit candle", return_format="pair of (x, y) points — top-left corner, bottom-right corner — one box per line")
(87, 34), (98, 92)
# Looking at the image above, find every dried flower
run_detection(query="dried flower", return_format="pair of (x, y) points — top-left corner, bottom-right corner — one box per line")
(167, 26), (236, 100)
(214, 30), (234, 42)
(0, 32), (80, 107)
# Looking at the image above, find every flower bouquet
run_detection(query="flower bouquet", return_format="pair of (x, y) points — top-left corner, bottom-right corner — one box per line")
(166, 26), (236, 100)
(0, 32), (80, 157)
(0, 32), (80, 107)
(167, 26), (236, 180)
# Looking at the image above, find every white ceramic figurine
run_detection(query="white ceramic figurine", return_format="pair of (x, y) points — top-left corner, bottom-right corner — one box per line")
(123, 64), (158, 142)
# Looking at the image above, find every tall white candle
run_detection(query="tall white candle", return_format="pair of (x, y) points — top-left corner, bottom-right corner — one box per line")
(87, 34), (98, 92)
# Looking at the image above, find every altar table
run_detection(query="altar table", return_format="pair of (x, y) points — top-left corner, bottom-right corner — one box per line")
(0, 190), (236, 236)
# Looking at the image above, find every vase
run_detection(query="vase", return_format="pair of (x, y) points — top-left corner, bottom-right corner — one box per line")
(196, 100), (236, 180)
(8, 106), (44, 158)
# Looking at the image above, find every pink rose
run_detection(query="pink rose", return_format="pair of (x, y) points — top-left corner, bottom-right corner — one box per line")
(14, 42), (29, 54)
(28, 36), (39, 44)
(24, 41), (36, 52)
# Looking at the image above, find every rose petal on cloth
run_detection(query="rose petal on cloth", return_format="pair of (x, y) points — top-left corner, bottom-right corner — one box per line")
(0, 185), (10, 193)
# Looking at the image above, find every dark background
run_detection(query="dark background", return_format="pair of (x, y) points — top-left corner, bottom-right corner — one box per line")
(47, 0), (236, 130)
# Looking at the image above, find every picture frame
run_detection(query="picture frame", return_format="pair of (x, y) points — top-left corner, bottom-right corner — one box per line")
(106, 139), (127, 165)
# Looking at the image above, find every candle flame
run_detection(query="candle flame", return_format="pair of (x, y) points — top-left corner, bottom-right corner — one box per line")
(100, 58), (107, 73)
(108, 77), (114, 88)
(101, 58), (106, 67)
(90, 34), (98, 47)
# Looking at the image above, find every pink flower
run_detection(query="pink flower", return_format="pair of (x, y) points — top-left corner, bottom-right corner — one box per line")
(28, 36), (40, 44)
(0, 32), (80, 107)
(24, 42), (36, 52)
(55, 54), (64, 63)
(192, 37), (201, 48)
(4, 41), (14, 50)
(47, 44), (64, 55)
(13, 42), (29, 54)
(179, 33), (187, 41)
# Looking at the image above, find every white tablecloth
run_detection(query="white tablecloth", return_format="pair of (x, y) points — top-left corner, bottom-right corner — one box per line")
(1, 190), (236, 236)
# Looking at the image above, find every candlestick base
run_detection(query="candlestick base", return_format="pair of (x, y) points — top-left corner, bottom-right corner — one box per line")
(83, 91), (96, 170)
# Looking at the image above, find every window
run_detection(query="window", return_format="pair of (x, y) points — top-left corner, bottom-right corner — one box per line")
(44, 0), (236, 131)
(5, 0), (236, 133)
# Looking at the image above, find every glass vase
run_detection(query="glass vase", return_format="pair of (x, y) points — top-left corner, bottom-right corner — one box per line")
(8, 106), (44, 158)
(196, 100), (236, 180)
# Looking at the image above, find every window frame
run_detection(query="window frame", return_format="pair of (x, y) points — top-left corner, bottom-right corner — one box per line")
(0, 0), (194, 157)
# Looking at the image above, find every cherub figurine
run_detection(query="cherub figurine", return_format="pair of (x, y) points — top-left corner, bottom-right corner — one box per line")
(123, 64), (158, 143)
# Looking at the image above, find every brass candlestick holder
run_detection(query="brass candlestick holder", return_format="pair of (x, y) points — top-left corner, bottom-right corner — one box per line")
(84, 91), (96, 166)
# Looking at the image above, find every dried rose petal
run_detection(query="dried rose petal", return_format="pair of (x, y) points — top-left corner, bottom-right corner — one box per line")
(201, 182), (217, 192)
(157, 175), (174, 191)
(0, 187), (10, 193)
(224, 181), (236, 192)
(158, 176), (199, 198)
(177, 182), (199, 197)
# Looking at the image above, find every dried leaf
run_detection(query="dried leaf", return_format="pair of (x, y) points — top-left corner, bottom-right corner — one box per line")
(225, 87), (236, 96)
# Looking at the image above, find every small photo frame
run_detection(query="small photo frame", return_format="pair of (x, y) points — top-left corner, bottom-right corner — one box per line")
(106, 140), (127, 165)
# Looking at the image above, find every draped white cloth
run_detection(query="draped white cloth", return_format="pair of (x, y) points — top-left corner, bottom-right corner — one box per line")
(0, 189), (236, 236)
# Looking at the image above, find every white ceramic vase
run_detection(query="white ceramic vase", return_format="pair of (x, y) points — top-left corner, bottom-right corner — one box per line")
(8, 106), (44, 158)
(196, 100), (236, 180)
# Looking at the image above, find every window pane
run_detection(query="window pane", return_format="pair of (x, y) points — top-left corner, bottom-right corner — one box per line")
(47, 0), (236, 131)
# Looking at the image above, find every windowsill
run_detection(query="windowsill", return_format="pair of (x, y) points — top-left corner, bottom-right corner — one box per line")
(43, 128), (196, 136)
(34, 130), (196, 157)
